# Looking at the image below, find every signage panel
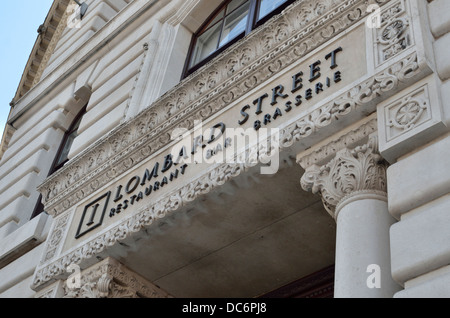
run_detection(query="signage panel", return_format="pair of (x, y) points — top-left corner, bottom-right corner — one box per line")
(63, 24), (367, 251)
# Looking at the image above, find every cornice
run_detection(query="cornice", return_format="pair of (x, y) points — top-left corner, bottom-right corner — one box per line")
(38, 0), (395, 218)
(12, 0), (70, 104)
(8, 0), (163, 126)
(0, 115), (16, 162)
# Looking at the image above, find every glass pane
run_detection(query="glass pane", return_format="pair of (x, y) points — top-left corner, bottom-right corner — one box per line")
(219, 1), (250, 47)
(258, 0), (287, 20)
(209, 10), (224, 27)
(190, 22), (222, 67)
(56, 131), (77, 167)
(226, 0), (248, 14)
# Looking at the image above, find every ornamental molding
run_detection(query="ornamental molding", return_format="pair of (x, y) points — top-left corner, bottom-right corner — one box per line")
(300, 134), (388, 219)
(376, 74), (446, 163)
(38, 0), (396, 217)
(278, 51), (422, 149)
(33, 50), (423, 291)
(297, 117), (378, 168)
(386, 84), (429, 133)
(32, 0), (430, 290)
(374, 0), (413, 66)
(62, 257), (171, 298)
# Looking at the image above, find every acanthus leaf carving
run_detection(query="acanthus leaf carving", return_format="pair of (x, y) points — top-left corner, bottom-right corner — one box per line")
(33, 0), (428, 291)
(301, 135), (387, 218)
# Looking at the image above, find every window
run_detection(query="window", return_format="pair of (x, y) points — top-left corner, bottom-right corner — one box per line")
(31, 106), (86, 219)
(51, 110), (84, 173)
(184, 0), (294, 77)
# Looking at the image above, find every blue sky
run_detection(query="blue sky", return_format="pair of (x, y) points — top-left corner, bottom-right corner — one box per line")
(0, 0), (54, 136)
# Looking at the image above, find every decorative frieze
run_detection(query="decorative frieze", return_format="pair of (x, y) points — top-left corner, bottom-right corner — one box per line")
(38, 0), (394, 218)
(32, 50), (424, 291)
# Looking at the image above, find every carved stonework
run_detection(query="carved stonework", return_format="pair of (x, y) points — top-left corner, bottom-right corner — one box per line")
(32, 0), (430, 291)
(374, 0), (412, 66)
(297, 118), (378, 169)
(32, 51), (425, 292)
(38, 0), (394, 218)
(300, 135), (388, 218)
(386, 85), (429, 134)
(63, 258), (171, 299)
(42, 213), (70, 264)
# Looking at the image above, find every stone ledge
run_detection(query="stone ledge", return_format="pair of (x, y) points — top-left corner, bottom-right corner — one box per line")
(0, 213), (50, 269)
(0, 244), (45, 296)
(427, 0), (450, 39)
(394, 265), (450, 298)
(390, 194), (450, 284)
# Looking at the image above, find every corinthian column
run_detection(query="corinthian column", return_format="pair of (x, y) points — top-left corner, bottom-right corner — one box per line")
(298, 130), (400, 298)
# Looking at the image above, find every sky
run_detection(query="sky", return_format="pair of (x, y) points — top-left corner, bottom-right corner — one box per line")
(0, 0), (54, 136)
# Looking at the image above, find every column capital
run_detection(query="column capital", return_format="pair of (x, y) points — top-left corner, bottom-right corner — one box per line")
(63, 257), (172, 298)
(300, 134), (388, 219)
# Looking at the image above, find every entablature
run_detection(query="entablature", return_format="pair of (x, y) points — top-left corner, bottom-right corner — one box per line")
(32, 0), (435, 292)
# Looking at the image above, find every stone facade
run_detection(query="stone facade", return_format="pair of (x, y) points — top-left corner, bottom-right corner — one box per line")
(0, 0), (449, 298)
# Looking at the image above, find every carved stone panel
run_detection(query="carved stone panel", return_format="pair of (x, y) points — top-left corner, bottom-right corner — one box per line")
(373, 0), (413, 67)
(63, 257), (172, 298)
(377, 75), (446, 163)
(299, 132), (388, 218)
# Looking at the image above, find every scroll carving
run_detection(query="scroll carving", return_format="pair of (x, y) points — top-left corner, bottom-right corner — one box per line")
(63, 258), (171, 299)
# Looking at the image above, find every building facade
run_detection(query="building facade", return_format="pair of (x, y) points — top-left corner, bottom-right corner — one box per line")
(0, 0), (449, 298)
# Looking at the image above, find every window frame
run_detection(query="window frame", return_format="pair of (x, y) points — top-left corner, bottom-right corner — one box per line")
(31, 105), (87, 219)
(182, 0), (295, 78)
(50, 108), (85, 174)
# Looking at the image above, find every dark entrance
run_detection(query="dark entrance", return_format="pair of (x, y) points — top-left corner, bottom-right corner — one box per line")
(260, 265), (335, 298)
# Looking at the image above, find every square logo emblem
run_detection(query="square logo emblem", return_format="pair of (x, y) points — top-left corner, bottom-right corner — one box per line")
(75, 192), (111, 239)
